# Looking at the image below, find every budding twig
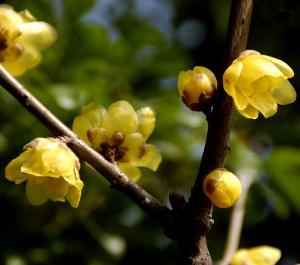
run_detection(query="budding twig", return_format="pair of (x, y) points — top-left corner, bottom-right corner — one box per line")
(0, 64), (172, 228)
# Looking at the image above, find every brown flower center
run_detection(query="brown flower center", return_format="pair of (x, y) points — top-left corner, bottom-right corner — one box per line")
(98, 132), (128, 162)
(0, 26), (23, 62)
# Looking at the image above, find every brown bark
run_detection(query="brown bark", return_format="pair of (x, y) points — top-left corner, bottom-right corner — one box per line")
(174, 0), (254, 264)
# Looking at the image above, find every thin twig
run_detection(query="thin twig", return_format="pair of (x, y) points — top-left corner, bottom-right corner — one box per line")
(0, 64), (172, 228)
(218, 169), (256, 265)
(176, 1), (254, 264)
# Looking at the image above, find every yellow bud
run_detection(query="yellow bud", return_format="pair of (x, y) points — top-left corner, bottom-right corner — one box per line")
(178, 66), (217, 111)
(231, 246), (281, 265)
(203, 168), (241, 208)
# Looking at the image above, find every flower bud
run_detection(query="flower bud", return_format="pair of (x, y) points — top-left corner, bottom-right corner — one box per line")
(203, 168), (241, 208)
(178, 66), (217, 111)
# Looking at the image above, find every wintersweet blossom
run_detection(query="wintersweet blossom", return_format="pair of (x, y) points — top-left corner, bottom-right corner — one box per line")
(231, 246), (281, 265)
(72, 101), (162, 181)
(0, 4), (56, 76)
(5, 138), (83, 208)
(223, 50), (296, 119)
(203, 168), (242, 208)
(178, 66), (217, 111)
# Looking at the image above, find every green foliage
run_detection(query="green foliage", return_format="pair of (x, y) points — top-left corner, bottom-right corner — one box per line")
(1, 0), (300, 264)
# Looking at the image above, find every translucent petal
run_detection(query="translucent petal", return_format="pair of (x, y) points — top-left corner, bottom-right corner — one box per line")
(18, 21), (56, 49)
(102, 101), (138, 137)
(193, 66), (218, 88)
(232, 89), (248, 110)
(137, 107), (155, 140)
(21, 139), (78, 178)
(121, 132), (144, 162)
(118, 163), (141, 181)
(133, 144), (162, 171)
(63, 168), (84, 190)
(26, 178), (48, 205)
(0, 5), (23, 35)
(5, 149), (32, 184)
(223, 61), (243, 96)
(72, 115), (93, 144)
(272, 80), (296, 105)
(239, 54), (283, 82)
(247, 246), (281, 265)
(178, 70), (188, 97)
(2, 46), (41, 76)
(66, 185), (82, 208)
(81, 103), (106, 127)
(87, 128), (108, 149)
(262, 55), (294, 78)
(248, 93), (277, 118)
(44, 177), (69, 202)
(238, 104), (259, 119)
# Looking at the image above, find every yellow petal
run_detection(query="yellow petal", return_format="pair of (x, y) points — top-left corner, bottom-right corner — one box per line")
(133, 144), (162, 171)
(0, 5), (23, 34)
(233, 89), (248, 110)
(26, 178), (48, 206)
(44, 177), (69, 202)
(193, 66), (218, 88)
(2, 46), (41, 76)
(21, 138), (78, 178)
(122, 132), (145, 162)
(18, 21), (56, 49)
(81, 103), (106, 127)
(118, 163), (141, 181)
(178, 70), (189, 97)
(5, 149), (32, 184)
(66, 185), (82, 208)
(137, 107), (155, 140)
(247, 246), (281, 265)
(238, 55), (283, 85)
(272, 80), (296, 105)
(238, 104), (259, 119)
(262, 55), (294, 78)
(72, 115), (93, 144)
(102, 101), (138, 136)
(86, 127), (108, 149)
(223, 61), (243, 96)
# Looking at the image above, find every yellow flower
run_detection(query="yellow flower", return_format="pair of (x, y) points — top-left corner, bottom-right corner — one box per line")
(203, 168), (241, 208)
(231, 246), (281, 265)
(0, 4), (56, 76)
(72, 100), (162, 181)
(178, 66), (217, 111)
(223, 50), (296, 119)
(5, 138), (83, 208)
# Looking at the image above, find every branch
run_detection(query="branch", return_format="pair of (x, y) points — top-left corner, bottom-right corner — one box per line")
(218, 169), (255, 265)
(0, 64), (172, 229)
(175, 1), (254, 264)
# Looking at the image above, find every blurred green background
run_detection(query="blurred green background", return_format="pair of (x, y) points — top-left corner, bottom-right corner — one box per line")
(0, 0), (299, 264)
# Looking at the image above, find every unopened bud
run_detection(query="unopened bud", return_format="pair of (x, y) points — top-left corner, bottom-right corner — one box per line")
(203, 168), (242, 208)
(178, 66), (217, 112)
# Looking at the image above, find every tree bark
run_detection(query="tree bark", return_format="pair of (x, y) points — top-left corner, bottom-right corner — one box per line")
(175, 0), (254, 264)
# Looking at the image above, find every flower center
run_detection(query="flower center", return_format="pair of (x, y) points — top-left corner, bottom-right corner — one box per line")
(99, 132), (128, 162)
(0, 26), (23, 62)
(0, 28), (9, 52)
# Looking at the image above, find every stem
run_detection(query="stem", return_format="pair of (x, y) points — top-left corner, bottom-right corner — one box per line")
(0, 64), (172, 229)
(176, 1), (253, 264)
(218, 169), (255, 265)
